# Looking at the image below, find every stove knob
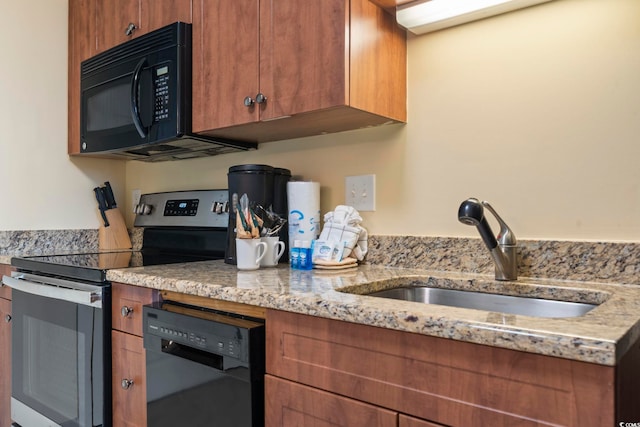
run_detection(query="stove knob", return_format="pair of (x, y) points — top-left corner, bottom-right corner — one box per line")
(121, 306), (133, 317)
(134, 203), (152, 215)
(121, 378), (134, 390)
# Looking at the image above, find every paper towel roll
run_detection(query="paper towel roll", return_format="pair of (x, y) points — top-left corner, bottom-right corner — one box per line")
(287, 181), (321, 251)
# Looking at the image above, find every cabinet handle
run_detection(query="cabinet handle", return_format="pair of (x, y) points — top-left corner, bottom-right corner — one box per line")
(121, 306), (134, 317)
(243, 96), (255, 107)
(121, 378), (134, 390)
(4, 314), (10, 323)
(125, 23), (137, 36)
(255, 93), (267, 104)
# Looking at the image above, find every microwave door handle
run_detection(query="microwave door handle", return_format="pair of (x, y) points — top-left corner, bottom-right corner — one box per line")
(131, 58), (147, 139)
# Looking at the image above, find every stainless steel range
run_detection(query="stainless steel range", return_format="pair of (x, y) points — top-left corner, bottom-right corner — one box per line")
(2, 189), (229, 427)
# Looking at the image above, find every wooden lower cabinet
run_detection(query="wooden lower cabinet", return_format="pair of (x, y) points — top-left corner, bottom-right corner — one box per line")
(399, 415), (447, 427)
(266, 309), (618, 427)
(266, 375), (398, 427)
(0, 296), (11, 427)
(111, 283), (157, 427)
(112, 330), (146, 427)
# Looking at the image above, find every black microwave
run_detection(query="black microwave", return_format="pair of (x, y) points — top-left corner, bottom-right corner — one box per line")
(80, 22), (255, 161)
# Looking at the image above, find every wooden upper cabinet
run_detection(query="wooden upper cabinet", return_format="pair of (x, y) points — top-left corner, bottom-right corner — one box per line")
(192, 0), (406, 143)
(140, 0), (192, 36)
(192, 0), (260, 131)
(258, 0), (348, 121)
(95, 0), (192, 54)
(68, 0), (96, 155)
(95, 0), (141, 54)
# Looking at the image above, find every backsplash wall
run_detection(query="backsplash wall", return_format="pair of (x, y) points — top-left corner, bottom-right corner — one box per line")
(125, 0), (640, 243)
(367, 236), (640, 285)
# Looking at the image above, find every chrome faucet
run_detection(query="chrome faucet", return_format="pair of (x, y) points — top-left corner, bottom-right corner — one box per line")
(458, 198), (517, 281)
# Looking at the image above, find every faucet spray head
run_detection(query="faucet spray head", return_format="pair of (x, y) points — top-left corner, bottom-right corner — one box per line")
(458, 198), (518, 281)
(457, 198), (498, 250)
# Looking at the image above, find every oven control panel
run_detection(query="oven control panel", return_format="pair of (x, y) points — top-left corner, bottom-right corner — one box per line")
(134, 189), (229, 228)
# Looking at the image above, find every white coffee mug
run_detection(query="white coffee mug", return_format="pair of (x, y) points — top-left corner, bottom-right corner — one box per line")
(235, 238), (267, 270)
(260, 236), (286, 267)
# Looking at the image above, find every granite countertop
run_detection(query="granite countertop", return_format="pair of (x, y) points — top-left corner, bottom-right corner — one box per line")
(106, 260), (640, 367)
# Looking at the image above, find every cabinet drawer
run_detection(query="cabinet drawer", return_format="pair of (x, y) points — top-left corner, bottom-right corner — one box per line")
(266, 375), (396, 427)
(111, 283), (157, 336)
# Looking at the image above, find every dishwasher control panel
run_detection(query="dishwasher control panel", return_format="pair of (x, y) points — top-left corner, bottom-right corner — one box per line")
(142, 302), (264, 366)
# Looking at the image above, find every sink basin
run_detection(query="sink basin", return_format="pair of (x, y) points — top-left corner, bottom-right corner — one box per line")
(365, 286), (598, 318)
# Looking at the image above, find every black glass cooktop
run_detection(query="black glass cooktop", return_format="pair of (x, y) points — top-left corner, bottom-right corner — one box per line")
(12, 249), (223, 284)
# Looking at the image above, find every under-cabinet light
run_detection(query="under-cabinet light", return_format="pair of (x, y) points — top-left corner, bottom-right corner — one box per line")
(396, 0), (554, 34)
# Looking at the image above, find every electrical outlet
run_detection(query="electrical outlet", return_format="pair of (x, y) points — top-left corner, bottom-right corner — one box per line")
(345, 174), (376, 211)
(132, 189), (141, 211)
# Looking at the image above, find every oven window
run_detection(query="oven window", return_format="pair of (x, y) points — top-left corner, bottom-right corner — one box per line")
(12, 289), (104, 427)
(23, 315), (81, 419)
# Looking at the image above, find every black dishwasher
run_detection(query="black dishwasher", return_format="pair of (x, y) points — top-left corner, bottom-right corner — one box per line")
(143, 302), (265, 426)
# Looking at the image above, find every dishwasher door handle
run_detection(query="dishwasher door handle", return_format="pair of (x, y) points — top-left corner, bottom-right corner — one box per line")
(2, 274), (103, 308)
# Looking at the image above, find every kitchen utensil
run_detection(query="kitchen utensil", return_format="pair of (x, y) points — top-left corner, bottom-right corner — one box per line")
(93, 187), (109, 227)
(103, 181), (117, 209)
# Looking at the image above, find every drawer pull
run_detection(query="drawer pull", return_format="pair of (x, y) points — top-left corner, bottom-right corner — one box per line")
(121, 378), (134, 390)
(121, 306), (134, 317)
(4, 314), (10, 323)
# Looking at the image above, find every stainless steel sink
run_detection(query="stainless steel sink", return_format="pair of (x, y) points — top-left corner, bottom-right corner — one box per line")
(366, 286), (598, 318)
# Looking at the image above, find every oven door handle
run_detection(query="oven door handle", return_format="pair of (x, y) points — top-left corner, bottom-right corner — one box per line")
(1, 274), (103, 308)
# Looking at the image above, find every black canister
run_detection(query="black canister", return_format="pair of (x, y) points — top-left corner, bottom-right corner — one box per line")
(225, 164), (275, 264)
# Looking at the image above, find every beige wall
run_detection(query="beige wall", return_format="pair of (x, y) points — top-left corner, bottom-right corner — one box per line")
(126, 0), (640, 242)
(0, 0), (124, 230)
(8, 0), (632, 239)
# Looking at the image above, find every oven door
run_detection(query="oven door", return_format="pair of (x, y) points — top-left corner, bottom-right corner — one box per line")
(3, 273), (110, 427)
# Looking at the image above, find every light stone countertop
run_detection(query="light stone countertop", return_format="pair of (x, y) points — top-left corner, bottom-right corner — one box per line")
(106, 260), (640, 366)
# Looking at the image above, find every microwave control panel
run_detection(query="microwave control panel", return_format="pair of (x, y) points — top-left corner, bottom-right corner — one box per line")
(154, 65), (170, 121)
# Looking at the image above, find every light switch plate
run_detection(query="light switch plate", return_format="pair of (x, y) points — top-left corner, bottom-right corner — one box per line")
(345, 174), (376, 211)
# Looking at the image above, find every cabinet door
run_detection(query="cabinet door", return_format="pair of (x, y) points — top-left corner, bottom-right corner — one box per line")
(266, 375), (397, 427)
(192, 0), (260, 132)
(112, 330), (146, 427)
(259, 0), (348, 120)
(140, 0), (192, 31)
(0, 297), (11, 427)
(68, 0), (96, 155)
(95, 0), (141, 53)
